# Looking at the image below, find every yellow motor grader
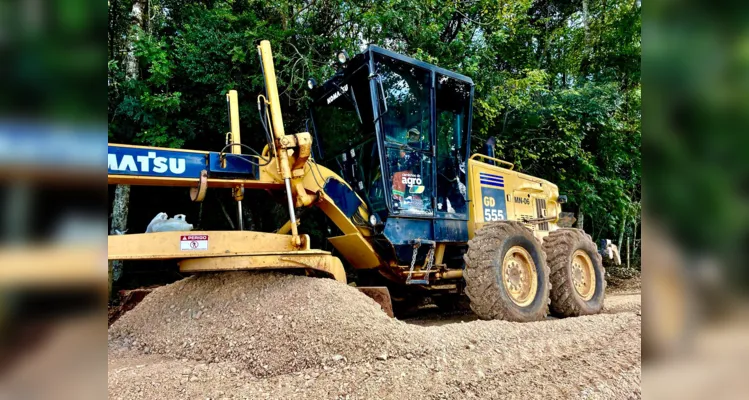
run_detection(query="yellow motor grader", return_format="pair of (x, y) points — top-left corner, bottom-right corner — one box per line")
(108, 41), (620, 322)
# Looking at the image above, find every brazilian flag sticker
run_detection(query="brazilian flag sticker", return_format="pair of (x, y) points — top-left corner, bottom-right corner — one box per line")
(410, 185), (425, 194)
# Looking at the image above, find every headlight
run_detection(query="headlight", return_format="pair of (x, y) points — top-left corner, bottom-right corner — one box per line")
(369, 214), (378, 226)
(337, 50), (349, 64)
(306, 78), (317, 90)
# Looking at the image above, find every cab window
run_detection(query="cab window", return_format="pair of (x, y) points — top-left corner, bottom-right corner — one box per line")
(374, 53), (434, 216)
(374, 53), (432, 151)
(386, 147), (433, 215)
(312, 65), (374, 161)
(435, 74), (470, 217)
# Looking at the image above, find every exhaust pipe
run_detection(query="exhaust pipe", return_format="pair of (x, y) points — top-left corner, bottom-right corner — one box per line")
(484, 136), (496, 165)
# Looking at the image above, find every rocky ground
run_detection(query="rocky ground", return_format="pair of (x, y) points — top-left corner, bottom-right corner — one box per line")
(108, 272), (641, 399)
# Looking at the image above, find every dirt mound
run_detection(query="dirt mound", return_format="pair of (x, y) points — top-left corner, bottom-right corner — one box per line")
(108, 272), (431, 377)
(109, 273), (642, 398)
(108, 288), (153, 326)
(109, 311), (641, 399)
(606, 271), (641, 292)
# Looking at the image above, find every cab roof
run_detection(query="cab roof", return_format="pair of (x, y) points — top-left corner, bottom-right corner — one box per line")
(366, 45), (474, 85)
(312, 45), (474, 105)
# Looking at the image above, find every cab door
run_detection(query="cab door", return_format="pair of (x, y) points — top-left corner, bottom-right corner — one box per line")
(371, 52), (434, 217)
(435, 73), (471, 219)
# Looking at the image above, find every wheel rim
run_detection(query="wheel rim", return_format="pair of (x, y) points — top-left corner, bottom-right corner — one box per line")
(571, 250), (596, 300)
(501, 246), (538, 307)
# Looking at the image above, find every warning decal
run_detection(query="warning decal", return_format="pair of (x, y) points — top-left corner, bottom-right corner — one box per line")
(180, 235), (208, 251)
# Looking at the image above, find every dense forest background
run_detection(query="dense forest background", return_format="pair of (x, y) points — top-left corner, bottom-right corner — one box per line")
(108, 0), (641, 275)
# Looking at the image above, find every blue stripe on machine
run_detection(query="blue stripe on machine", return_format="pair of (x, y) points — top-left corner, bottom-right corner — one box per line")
(479, 172), (504, 180)
(480, 179), (504, 188)
(480, 176), (504, 184)
(479, 173), (505, 186)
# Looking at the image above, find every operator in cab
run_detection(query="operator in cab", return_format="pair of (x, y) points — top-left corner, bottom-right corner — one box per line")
(391, 127), (430, 215)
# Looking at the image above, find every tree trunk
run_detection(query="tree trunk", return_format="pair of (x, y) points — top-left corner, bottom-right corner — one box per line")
(108, 185), (131, 234)
(108, 184), (131, 299)
(617, 215), (626, 251)
(580, 0), (594, 76)
(125, 0), (143, 79)
(582, 0), (590, 45)
(626, 235), (631, 269)
(109, 0), (144, 299)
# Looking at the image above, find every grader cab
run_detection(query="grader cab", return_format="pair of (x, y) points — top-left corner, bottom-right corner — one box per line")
(306, 47), (476, 282)
(108, 41), (620, 322)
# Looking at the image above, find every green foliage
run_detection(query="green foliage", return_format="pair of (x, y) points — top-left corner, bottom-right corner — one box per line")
(108, 0), (641, 262)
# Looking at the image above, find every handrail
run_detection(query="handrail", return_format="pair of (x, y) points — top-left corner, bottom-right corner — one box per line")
(514, 185), (545, 193)
(469, 153), (515, 170)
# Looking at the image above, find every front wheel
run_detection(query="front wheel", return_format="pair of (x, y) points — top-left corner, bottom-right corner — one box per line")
(463, 221), (550, 322)
(544, 229), (606, 317)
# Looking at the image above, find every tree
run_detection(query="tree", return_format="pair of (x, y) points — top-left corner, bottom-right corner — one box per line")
(107, 0), (641, 267)
(109, 0), (145, 296)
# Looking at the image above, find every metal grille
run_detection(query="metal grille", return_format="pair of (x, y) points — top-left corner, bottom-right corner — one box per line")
(521, 215), (536, 230)
(535, 198), (549, 231)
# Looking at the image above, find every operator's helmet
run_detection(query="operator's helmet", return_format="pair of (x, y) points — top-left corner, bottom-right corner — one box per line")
(407, 127), (421, 144)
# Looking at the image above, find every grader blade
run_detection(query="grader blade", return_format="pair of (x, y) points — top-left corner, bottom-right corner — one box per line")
(356, 287), (394, 318)
(108, 231), (348, 283)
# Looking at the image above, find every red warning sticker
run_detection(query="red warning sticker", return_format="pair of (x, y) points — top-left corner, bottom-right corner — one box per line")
(180, 235), (208, 251)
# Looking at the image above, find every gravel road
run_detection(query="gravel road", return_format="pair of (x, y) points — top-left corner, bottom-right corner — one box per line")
(108, 272), (641, 399)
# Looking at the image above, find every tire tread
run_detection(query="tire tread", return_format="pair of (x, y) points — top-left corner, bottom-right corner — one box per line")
(463, 221), (550, 322)
(543, 228), (606, 317)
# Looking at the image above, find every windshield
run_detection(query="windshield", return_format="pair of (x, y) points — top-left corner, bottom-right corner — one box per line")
(374, 53), (434, 216)
(374, 54), (432, 151)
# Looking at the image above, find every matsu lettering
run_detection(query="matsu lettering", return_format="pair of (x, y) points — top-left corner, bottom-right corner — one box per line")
(108, 151), (186, 175)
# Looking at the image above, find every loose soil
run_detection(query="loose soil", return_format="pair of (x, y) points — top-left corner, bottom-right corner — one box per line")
(606, 273), (641, 294)
(109, 288), (155, 326)
(109, 272), (641, 399)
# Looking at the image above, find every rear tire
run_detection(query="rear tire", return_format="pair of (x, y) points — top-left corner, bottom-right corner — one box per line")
(463, 221), (550, 322)
(544, 229), (606, 317)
